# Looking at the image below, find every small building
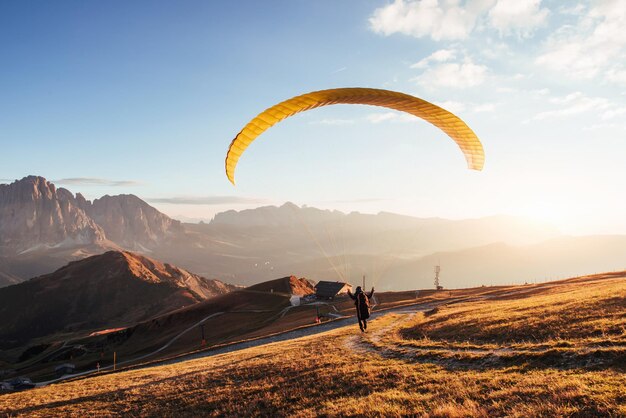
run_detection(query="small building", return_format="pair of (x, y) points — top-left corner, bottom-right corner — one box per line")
(54, 363), (76, 376)
(289, 295), (301, 306)
(314, 281), (353, 300)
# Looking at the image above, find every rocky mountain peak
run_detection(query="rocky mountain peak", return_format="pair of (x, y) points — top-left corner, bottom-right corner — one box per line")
(47, 250), (230, 297)
(0, 176), (52, 202)
(86, 194), (182, 250)
(0, 176), (105, 255)
(0, 176), (183, 257)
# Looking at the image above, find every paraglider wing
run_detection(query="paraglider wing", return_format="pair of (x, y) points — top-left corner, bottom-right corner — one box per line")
(225, 87), (484, 184)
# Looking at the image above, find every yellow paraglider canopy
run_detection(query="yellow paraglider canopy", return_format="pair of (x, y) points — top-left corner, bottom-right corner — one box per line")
(225, 87), (484, 184)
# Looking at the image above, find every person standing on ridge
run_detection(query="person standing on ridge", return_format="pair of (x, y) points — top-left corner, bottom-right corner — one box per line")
(347, 286), (374, 332)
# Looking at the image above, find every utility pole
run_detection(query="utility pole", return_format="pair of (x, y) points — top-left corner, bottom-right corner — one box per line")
(362, 274), (365, 289)
(200, 323), (206, 347)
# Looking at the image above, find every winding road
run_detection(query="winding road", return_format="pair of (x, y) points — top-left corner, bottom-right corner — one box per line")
(38, 299), (440, 387)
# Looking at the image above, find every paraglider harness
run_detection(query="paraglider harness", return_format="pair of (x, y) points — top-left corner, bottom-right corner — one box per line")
(356, 291), (371, 320)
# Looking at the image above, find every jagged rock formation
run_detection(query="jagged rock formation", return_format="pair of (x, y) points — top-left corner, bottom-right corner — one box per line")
(0, 176), (181, 256)
(0, 176), (105, 255)
(86, 194), (182, 250)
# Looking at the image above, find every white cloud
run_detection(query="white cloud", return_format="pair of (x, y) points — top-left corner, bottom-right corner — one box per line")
(474, 103), (496, 112)
(369, 0), (494, 41)
(369, 0), (553, 40)
(531, 88), (550, 96)
(411, 48), (457, 69)
(584, 122), (626, 131)
(488, 0), (549, 37)
(605, 67), (626, 85)
(549, 91), (586, 104)
(536, 0), (626, 81)
(601, 106), (626, 120)
(532, 92), (611, 120)
(496, 86), (517, 93)
(54, 177), (141, 187)
(413, 57), (488, 88)
(558, 3), (586, 16)
(478, 38), (514, 59)
(532, 91), (626, 122)
(147, 196), (268, 205)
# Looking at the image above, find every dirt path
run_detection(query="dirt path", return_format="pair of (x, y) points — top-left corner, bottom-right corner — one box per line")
(346, 309), (625, 370)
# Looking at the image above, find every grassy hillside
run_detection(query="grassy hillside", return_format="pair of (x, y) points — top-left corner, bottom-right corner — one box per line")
(401, 271), (626, 345)
(2, 272), (624, 416)
(0, 251), (234, 349)
(0, 289), (293, 383)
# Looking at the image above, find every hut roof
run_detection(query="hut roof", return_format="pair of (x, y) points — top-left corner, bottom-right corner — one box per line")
(315, 281), (351, 298)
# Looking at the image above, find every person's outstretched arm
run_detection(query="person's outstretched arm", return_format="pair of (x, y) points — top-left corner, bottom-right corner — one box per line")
(347, 289), (355, 300)
(368, 287), (375, 298)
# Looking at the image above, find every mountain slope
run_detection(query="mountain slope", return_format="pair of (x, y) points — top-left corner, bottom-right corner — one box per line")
(0, 251), (235, 347)
(247, 275), (315, 295)
(0, 269), (20, 288)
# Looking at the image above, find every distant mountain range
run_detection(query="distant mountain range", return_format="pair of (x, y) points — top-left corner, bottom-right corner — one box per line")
(1, 175), (624, 289)
(279, 235), (626, 290)
(0, 250), (235, 347)
(158, 203), (568, 286)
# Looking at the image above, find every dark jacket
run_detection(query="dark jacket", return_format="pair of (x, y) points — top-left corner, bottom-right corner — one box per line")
(347, 287), (374, 320)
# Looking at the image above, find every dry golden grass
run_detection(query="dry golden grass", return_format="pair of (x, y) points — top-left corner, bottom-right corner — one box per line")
(1, 274), (625, 417)
(401, 275), (626, 347)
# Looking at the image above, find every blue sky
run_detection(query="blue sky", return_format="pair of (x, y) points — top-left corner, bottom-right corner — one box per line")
(1, 0), (625, 234)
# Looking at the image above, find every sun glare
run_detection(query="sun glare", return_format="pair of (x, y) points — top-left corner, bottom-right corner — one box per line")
(516, 203), (565, 225)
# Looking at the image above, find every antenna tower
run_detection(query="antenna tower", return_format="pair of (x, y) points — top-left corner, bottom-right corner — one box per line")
(434, 264), (441, 289)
